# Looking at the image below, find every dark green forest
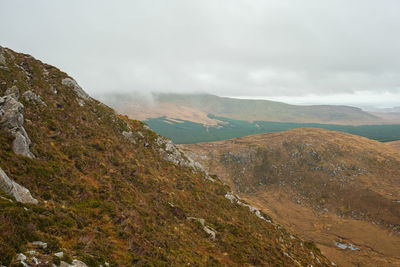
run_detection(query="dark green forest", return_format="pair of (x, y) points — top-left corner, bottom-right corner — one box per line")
(146, 114), (400, 144)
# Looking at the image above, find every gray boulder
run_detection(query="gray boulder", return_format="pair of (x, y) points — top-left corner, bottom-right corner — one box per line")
(22, 90), (47, 106)
(0, 95), (24, 130)
(0, 167), (38, 204)
(156, 136), (213, 181)
(13, 131), (34, 158)
(5, 86), (20, 100)
(122, 131), (137, 144)
(187, 217), (216, 240)
(0, 46), (6, 65)
(0, 87), (35, 158)
(61, 78), (90, 100)
(60, 260), (88, 267)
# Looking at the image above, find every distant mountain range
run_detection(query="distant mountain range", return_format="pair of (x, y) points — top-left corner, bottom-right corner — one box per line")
(100, 93), (400, 144)
(180, 128), (400, 266)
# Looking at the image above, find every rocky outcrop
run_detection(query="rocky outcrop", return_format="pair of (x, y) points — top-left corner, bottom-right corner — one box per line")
(187, 217), (216, 240)
(156, 136), (212, 180)
(60, 260), (88, 267)
(225, 192), (271, 223)
(122, 130), (138, 144)
(11, 242), (89, 267)
(0, 86), (35, 158)
(0, 46), (6, 65)
(61, 78), (91, 100)
(0, 167), (38, 204)
(22, 90), (47, 106)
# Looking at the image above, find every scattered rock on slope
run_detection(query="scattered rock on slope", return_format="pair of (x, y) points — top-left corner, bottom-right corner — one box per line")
(0, 167), (38, 204)
(0, 86), (34, 158)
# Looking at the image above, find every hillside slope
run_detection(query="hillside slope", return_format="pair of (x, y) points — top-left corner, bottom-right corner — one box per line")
(181, 129), (400, 266)
(388, 140), (400, 150)
(108, 93), (387, 125)
(0, 47), (333, 266)
(156, 94), (384, 124)
(102, 93), (400, 144)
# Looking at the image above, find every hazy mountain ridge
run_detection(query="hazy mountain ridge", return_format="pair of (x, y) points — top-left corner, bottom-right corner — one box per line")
(106, 92), (396, 126)
(103, 92), (400, 144)
(0, 47), (333, 266)
(180, 128), (400, 266)
(156, 93), (385, 124)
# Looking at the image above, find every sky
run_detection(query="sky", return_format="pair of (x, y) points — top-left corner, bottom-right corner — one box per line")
(1, 0), (400, 108)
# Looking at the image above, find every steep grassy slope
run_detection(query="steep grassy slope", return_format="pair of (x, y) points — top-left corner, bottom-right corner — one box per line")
(0, 47), (332, 266)
(388, 140), (400, 150)
(181, 129), (400, 266)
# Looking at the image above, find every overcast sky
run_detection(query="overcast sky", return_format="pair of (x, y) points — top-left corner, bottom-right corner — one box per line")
(1, 0), (400, 107)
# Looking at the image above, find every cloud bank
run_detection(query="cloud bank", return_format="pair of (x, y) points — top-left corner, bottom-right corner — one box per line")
(1, 0), (399, 106)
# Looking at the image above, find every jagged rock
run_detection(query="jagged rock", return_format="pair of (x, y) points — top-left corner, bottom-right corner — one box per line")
(61, 78), (90, 100)
(5, 86), (20, 100)
(122, 131), (137, 144)
(156, 136), (210, 175)
(187, 217), (216, 240)
(16, 253), (26, 262)
(225, 192), (271, 223)
(0, 87), (35, 158)
(0, 46), (6, 65)
(60, 260), (88, 267)
(76, 98), (85, 107)
(22, 90), (47, 106)
(0, 95), (24, 130)
(0, 167), (38, 204)
(54, 252), (64, 258)
(13, 131), (34, 158)
(15, 253), (28, 267)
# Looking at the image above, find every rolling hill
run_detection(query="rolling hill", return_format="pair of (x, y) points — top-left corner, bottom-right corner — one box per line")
(0, 46), (332, 266)
(180, 128), (400, 266)
(100, 93), (400, 144)
(388, 140), (400, 150)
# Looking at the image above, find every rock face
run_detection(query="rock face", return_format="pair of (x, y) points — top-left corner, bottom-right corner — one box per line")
(156, 136), (208, 173)
(0, 167), (38, 204)
(187, 217), (217, 240)
(0, 86), (34, 158)
(60, 259), (88, 267)
(0, 46), (6, 65)
(22, 90), (47, 106)
(61, 78), (90, 100)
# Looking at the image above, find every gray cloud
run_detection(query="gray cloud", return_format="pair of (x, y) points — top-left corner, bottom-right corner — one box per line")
(1, 0), (400, 104)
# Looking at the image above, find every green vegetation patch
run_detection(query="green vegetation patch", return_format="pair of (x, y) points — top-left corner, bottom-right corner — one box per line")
(145, 115), (400, 144)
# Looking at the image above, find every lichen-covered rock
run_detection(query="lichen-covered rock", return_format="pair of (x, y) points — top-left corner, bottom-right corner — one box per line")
(122, 131), (137, 144)
(61, 78), (90, 100)
(13, 131), (35, 158)
(225, 192), (271, 223)
(0, 46), (6, 65)
(0, 86), (35, 158)
(156, 136), (214, 181)
(22, 90), (47, 106)
(60, 259), (88, 267)
(187, 217), (216, 240)
(0, 167), (38, 204)
(5, 85), (20, 100)
(0, 95), (24, 130)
